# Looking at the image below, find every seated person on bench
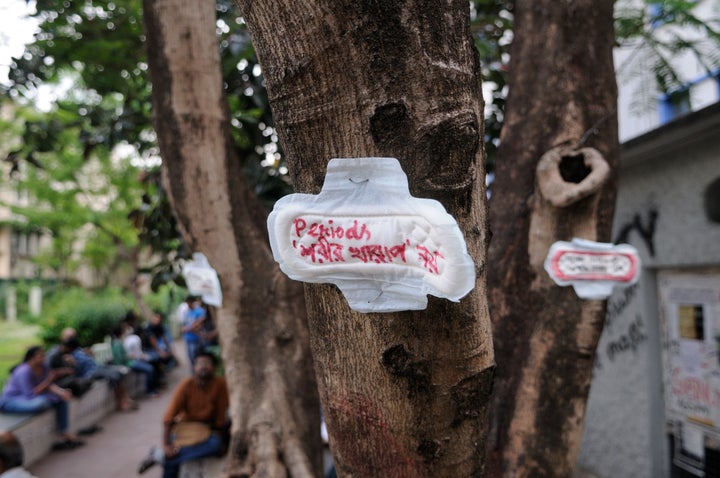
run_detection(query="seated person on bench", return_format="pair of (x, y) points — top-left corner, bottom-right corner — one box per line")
(0, 346), (83, 450)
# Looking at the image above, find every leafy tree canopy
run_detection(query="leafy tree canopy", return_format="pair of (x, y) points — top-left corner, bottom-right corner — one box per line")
(1, 0), (718, 287)
(0, 101), (143, 281)
(1, 0), (287, 289)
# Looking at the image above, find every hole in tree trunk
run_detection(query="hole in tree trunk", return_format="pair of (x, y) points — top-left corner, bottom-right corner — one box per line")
(559, 154), (592, 184)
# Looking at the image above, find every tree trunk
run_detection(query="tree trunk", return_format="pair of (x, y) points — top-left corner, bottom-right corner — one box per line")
(486, 1), (619, 477)
(128, 246), (154, 321)
(142, 1), (322, 476)
(237, 2), (494, 477)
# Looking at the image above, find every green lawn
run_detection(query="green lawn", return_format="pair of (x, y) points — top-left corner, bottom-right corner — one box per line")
(0, 321), (41, 389)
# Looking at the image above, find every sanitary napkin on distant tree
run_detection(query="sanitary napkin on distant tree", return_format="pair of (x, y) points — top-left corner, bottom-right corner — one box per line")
(182, 252), (223, 307)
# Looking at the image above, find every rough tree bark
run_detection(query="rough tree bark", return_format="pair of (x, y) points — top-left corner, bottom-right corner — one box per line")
(142, 1), (322, 476)
(486, 1), (619, 477)
(236, 2), (494, 477)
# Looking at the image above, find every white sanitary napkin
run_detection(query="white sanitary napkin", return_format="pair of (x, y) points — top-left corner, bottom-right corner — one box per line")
(544, 238), (640, 300)
(182, 252), (223, 307)
(267, 157), (476, 313)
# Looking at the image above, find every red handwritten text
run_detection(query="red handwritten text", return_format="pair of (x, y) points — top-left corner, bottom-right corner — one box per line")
(293, 217), (371, 241)
(348, 242), (409, 264)
(291, 217), (444, 275)
(417, 245), (443, 274)
(671, 367), (720, 407)
(298, 237), (345, 264)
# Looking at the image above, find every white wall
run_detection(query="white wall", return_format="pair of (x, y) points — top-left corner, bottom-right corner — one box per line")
(577, 106), (720, 477)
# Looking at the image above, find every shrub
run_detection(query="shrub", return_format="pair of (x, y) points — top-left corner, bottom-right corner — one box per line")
(143, 283), (187, 319)
(40, 287), (134, 346)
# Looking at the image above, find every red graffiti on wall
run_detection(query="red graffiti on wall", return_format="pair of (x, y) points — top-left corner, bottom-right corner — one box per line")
(671, 367), (720, 407)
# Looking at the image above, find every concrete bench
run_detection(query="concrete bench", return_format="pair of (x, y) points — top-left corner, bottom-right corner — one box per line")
(0, 369), (146, 467)
(0, 407), (57, 466)
(124, 367), (146, 398)
(0, 413), (35, 433)
(69, 380), (116, 432)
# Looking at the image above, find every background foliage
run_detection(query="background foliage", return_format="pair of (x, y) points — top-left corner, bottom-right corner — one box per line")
(0, 0), (718, 307)
(0, 321), (40, 389)
(38, 286), (133, 346)
(0, 0), (716, 456)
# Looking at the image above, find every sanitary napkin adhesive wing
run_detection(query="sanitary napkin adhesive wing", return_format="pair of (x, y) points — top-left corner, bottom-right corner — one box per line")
(267, 157), (476, 313)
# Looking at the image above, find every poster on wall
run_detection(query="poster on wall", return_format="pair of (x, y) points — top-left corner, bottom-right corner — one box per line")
(659, 271), (720, 475)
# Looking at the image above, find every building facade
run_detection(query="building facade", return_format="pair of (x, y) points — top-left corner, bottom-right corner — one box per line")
(578, 100), (720, 477)
(578, 1), (720, 474)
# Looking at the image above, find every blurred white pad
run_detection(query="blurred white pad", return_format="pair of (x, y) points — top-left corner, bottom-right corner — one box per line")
(267, 157), (476, 313)
(544, 238), (640, 300)
(182, 252), (223, 307)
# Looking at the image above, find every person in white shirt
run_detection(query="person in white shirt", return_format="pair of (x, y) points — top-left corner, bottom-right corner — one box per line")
(111, 323), (159, 397)
(123, 330), (148, 362)
(175, 296), (193, 327)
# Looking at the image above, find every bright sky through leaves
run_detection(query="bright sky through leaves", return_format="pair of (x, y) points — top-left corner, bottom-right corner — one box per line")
(0, 1), (38, 86)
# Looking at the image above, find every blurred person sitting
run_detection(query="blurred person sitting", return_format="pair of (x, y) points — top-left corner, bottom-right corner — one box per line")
(45, 327), (78, 363)
(59, 332), (137, 412)
(137, 351), (229, 477)
(199, 305), (218, 351)
(0, 346), (83, 450)
(126, 320), (167, 389)
(0, 431), (38, 478)
(180, 296), (206, 370)
(46, 337), (93, 400)
(123, 311), (141, 335)
(111, 324), (159, 397)
(145, 311), (176, 369)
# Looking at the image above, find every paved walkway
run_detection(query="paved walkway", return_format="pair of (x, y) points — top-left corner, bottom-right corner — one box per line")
(28, 345), (192, 478)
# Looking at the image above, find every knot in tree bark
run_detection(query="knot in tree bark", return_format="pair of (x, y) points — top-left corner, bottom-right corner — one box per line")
(536, 146), (609, 207)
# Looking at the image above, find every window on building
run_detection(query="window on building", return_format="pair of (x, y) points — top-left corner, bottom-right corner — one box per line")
(10, 230), (40, 257)
(678, 304), (704, 340)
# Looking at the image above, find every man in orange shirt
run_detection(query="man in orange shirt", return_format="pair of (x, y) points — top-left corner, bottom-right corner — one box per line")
(138, 351), (228, 477)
